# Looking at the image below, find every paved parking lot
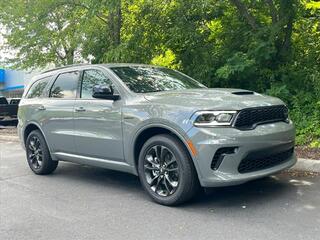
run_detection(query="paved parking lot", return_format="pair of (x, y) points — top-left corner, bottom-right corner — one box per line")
(1, 141), (319, 240)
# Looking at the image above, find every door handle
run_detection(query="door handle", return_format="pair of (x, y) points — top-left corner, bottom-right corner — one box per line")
(37, 105), (46, 111)
(75, 107), (86, 112)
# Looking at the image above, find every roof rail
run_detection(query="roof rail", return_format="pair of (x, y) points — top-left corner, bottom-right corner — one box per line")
(41, 63), (91, 74)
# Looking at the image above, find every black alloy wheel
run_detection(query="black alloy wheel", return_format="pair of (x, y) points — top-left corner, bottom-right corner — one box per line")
(28, 135), (43, 170)
(138, 134), (200, 206)
(26, 130), (58, 175)
(143, 145), (179, 197)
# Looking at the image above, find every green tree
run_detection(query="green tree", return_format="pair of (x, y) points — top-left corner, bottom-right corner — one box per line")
(0, 0), (87, 68)
(0, 0), (319, 145)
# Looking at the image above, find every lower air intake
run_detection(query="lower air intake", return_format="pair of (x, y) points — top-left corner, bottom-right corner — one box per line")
(238, 148), (294, 174)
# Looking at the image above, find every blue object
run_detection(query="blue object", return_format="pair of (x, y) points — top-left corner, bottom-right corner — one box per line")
(0, 69), (5, 83)
(2, 85), (24, 91)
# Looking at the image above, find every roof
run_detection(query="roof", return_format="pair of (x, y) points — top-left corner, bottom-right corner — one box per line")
(41, 63), (92, 74)
(41, 63), (159, 74)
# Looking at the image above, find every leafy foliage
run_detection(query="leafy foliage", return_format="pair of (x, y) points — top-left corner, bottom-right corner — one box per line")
(0, 0), (319, 146)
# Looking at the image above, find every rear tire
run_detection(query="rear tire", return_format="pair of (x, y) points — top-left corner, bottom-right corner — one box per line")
(26, 130), (58, 175)
(138, 134), (200, 206)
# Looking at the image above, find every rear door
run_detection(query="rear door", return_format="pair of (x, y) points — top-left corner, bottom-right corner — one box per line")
(74, 69), (124, 161)
(41, 71), (80, 154)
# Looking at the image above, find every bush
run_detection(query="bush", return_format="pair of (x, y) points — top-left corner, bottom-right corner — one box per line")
(268, 84), (320, 147)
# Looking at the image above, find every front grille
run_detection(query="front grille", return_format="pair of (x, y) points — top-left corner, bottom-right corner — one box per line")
(234, 105), (288, 130)
(238, 148), (294, 174)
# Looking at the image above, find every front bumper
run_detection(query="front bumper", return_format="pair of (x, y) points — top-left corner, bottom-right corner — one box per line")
(187, 121), (296, 187)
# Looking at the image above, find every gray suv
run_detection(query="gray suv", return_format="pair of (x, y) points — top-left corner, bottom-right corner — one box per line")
(18, 64), (296, 205)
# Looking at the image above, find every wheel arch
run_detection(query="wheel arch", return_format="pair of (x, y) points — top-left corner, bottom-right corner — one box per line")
(132, 124), (199, 176)
(23, 122), (48, 147)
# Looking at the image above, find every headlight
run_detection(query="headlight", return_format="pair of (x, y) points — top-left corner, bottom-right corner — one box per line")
(193, 111), (237, 127)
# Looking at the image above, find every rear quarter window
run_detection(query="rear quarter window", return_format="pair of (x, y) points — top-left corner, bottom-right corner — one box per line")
(26, 76), (51, 99)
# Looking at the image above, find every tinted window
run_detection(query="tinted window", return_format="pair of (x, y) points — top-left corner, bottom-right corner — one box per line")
(50, 71), (79, 99)
(0, 97), (8, 104)
(81, 70), (117, 99)
(111, 66), (206, 93)
(26, 77), (51, 99)
(10, 99), (20, 104)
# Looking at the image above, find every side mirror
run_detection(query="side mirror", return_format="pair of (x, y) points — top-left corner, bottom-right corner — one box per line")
(92, 85), (120, 101)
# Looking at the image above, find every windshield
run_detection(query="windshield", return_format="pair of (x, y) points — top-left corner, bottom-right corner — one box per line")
(110, 66), (206, 93)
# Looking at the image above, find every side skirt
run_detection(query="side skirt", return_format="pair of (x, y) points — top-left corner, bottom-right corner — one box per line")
(53, 152), (136, 175)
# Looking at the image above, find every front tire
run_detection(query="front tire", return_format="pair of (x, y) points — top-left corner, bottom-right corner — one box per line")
(26, 130), (58, 175)
(138, 134), (200, 206)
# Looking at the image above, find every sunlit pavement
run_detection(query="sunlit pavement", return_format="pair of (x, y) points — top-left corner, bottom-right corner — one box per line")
(1, 141), (319, 240)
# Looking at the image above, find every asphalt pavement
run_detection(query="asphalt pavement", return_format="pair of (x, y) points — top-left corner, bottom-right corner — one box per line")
(1, 141), (319, 240)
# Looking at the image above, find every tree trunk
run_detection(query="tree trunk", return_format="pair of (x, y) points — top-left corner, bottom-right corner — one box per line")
(229, 0), (259, 30)
(109, 0), (122, 46)
(115, 1), (121, 46)
(277, 0), (295, 61)
(65, 49), (75, 65)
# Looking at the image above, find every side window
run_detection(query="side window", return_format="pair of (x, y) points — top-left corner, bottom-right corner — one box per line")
(0, 97), (8, 104)
(81, 70), (118, 99)
(26, 77), (51, 99)
(50, 71), (79, 99)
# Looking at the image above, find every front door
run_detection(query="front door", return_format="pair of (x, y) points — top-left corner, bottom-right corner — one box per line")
(74, 69), (124, 161)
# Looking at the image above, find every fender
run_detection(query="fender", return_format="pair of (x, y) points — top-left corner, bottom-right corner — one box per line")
(129, 122), (201, 177)
(23, 121), (57, 160)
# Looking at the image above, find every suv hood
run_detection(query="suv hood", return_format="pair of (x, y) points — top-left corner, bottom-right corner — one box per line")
(143, 88), (284, 110)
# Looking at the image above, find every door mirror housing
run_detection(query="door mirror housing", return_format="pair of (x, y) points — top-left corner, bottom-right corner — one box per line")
(92, 85), (120, 100)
